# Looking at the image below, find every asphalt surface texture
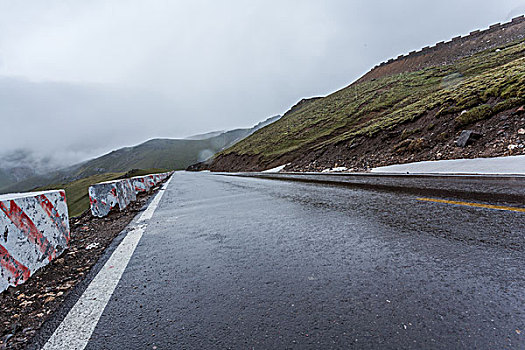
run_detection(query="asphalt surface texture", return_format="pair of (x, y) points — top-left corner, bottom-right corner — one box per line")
(40, 172), (525, 349)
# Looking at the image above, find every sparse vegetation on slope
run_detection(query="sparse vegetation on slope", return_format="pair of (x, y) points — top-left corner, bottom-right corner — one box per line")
(209, 39), (525, 172)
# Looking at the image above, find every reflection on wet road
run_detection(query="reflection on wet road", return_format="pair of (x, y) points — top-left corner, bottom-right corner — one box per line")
(75, 172), (524, 349)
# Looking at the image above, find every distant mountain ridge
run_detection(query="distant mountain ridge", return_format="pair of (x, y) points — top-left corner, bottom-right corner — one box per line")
(0, 114), (281, 194)
(185, 130), (225, 140)
(358, 15), (525, 83)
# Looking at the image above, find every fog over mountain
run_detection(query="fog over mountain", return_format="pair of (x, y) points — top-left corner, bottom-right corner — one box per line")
(0, 0), (524, 171)
(0, 77), (183, 167)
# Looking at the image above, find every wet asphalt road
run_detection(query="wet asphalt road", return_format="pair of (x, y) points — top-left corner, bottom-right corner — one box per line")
(79, 172), (523, 349)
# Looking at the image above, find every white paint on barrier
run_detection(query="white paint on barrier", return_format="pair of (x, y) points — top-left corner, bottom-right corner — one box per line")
(89, 172), (173, 218)
(42, 175), (172, 350)
(132, 176), (148, 193)
(0, 190), (69, 293)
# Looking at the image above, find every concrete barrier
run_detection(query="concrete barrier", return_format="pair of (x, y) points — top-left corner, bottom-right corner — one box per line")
(89, 172), (172, 218)
(0, 190), (70, 293)
(88, 181), (119, 218)
(0, 172), (171, 292)
(145, 175), (156, 189)
(116, 179), (137, 211)
(132, 177), (150, 193)
(88, 179), (137, 218)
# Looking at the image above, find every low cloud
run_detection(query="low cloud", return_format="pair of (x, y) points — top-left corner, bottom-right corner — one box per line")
(0, 0), (523, 169)
(0, 77), (187, 167)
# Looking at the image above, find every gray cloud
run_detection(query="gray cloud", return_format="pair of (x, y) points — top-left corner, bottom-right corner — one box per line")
(0, 0), (523, 167)
(0, 77), (185, 165)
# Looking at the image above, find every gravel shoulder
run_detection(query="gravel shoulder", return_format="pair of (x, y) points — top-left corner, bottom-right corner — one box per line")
(0, 185), (164, 350)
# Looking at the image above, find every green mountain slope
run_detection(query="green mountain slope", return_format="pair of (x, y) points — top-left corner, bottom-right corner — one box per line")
(209, 39), (525, 172)
(0, 115), (281, 194)
(0, 131), (243, 194)
(74, 130), (248, 176)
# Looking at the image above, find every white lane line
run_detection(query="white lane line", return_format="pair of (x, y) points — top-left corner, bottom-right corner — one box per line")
(137, 178), (171, 222)
(42, 176), (173, 350)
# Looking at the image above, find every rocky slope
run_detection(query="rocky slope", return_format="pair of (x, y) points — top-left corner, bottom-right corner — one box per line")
(205, 18), (525, 172)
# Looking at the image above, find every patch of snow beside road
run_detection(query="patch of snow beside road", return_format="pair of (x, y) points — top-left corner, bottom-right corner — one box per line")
(321, 166), (348, 173)
(263, 164), (289, 173)
(371, 155), (525, 175)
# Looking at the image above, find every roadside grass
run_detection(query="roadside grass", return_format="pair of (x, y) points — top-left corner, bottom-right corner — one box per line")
(220, 39), (525, 160)
(118, 168), (168, 178)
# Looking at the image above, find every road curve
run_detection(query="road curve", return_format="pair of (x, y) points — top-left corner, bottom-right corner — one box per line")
(39, 172), (525, 349)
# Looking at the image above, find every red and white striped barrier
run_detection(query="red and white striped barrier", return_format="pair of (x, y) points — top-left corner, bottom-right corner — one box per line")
(132, 177), (150, 193)
(89, 172), (172, 218)
(0, 190), (70, 293)
(116, 179), (137, 211)
(145, 175), (156, 189)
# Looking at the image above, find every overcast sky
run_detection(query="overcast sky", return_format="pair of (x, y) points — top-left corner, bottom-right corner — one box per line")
(0, 0), (524, 167)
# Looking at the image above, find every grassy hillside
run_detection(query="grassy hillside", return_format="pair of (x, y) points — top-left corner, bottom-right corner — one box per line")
(73, 133), (245, 176)
(1, 115), (281, 195)
(210, 39), (525, 171)
(0, 130), (246, 194)
(36, 168), (167, 218)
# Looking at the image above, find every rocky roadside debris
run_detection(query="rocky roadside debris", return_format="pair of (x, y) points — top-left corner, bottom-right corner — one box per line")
(202, 104), (525, 173)
(454, 130), (482, 147)
(284, 105), (525, 173)
(0, 185), (165, 350)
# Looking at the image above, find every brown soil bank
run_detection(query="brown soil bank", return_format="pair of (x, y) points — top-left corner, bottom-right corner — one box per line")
(202, 18), (525, 173)
(210, 105), (525, 172)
